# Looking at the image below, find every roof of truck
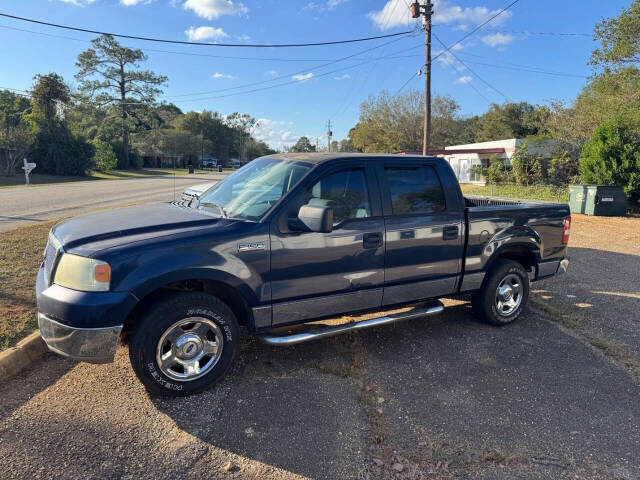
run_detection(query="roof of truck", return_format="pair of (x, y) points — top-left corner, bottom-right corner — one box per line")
(263, 152), (438, 165)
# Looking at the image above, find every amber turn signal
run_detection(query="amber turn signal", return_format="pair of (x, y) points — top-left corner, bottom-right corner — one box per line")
(94, 264), (111, 283)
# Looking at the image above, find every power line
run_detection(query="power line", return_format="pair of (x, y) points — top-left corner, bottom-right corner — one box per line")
(432, 0), (521, 61)
(433, 32), (509, 100)
(393, 71), (419, 97)
(0, 12), (413, 48)
(168, 33), (415, 99)
(172, 60), (376, 103)
(477, 29), (592, 37)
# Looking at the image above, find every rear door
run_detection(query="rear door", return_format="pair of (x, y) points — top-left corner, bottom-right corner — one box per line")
(378, 160), (464, 306)
(269, 162), (385, 326)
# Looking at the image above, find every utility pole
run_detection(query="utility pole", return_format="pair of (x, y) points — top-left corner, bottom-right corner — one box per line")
(411, 1), (433, 156)
(326, 120), (333, 152)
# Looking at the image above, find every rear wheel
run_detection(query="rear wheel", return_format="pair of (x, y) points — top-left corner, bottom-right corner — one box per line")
(472, 259), (529, 326)
(129, 292), (240, 396)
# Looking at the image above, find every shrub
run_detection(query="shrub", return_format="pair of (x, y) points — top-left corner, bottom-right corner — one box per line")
(580, 117), (640, 201)
(92, 140), (117, 171)
(511, 144), (543, 185)
(548, 150), (579, 186)
(487, 160), (504, 184)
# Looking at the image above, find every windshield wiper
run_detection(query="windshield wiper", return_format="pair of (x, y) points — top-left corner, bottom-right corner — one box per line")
(198, 201), (228, 218)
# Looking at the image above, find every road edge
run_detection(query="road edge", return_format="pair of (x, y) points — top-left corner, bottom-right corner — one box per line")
(0, 331), (47, 382)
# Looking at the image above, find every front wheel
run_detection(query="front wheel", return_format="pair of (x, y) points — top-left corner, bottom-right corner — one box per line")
(471, 259), (530, 326)
(129, 292), (240, 396)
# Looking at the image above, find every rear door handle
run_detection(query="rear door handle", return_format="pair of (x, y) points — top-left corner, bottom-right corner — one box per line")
(443, 225), (459, 240)
(363, 232), (382, 249)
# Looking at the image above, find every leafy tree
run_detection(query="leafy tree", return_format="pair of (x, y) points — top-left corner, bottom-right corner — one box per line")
(580, 117), (640, 201)
(291, 136), (316, 152)
(76, 35), (166, 168)
(0, 125), (34, 176)
(0, 90), (31, 128)
(92, 139), (117, 171)
(339, 138), (354, 152)
(30, 73), (70, 125)
(591, 0), (640, 67)
(547, 149), (579, 186)
(27, 73), (94, 175)
(330, 140), (339, 152)
(350, 90), (423, 152)
(475, 102), (542, 142)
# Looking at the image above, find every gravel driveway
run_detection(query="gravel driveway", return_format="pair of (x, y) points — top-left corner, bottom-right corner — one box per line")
(1, 215), (639, 479)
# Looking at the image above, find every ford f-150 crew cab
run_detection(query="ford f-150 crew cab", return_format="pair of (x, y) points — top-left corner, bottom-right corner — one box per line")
(36, 154), (570, 396)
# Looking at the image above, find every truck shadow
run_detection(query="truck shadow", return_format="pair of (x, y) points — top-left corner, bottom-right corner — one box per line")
(148, 298), (640, 479)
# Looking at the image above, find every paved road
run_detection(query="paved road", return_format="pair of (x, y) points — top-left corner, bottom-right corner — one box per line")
(0, 174), (225, 232)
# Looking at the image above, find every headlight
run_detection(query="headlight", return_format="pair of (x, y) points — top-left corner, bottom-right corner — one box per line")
(54, 253), (111, 292)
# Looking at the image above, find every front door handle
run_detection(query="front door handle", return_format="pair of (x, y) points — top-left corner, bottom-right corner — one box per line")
(443, 225), (459, 240)
(363, 232), (382, 249)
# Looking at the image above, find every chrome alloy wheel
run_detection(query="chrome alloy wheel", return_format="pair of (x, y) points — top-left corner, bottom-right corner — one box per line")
(495, 273), (523, 316)
(156, 317), (224, 382)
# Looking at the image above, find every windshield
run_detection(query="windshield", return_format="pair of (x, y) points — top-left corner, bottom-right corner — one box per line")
(196, 157), (312, 221)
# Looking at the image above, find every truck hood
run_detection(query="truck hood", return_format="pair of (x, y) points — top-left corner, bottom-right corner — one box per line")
(52, 203), (233, 255)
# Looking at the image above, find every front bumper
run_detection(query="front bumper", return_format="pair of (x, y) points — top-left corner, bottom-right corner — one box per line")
(38, 313), (122, 363)
(36, 266), (135, 363)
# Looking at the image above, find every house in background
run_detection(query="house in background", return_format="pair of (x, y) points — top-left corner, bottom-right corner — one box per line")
(440, 138), (559, 184)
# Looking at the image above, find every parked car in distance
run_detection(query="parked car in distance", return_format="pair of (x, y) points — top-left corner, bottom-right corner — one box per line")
(36, 153), (570, 396)
(200, 156), (218, 168)
(180, 181), (217, 206)
(229, 158), (241, 168)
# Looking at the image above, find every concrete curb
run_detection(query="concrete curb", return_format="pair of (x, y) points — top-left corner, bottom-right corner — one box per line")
(0, 332), (48, 382)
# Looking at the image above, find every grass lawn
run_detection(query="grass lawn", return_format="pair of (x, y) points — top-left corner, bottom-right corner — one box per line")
(460, 183), (569, 202)
(0, 167), (223, 188)
(0, 220), (57, 350)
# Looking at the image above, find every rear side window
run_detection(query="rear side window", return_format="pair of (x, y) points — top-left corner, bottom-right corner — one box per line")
(385, 166), (446, 215)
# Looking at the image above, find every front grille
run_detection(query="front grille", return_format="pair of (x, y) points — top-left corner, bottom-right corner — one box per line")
(43, 233), (61, 282)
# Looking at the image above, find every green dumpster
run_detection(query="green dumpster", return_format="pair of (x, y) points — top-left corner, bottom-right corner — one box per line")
(569, 185), (627, 216)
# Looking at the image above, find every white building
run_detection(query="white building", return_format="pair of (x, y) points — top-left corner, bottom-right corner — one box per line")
(440, 138), (558, 184)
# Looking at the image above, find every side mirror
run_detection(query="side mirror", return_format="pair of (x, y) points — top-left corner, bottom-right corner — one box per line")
(298, 204), (333, 233)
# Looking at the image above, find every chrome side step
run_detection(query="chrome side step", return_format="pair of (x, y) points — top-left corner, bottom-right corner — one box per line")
(258, 302), (444, 346)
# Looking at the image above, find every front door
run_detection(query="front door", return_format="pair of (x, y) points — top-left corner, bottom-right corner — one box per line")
(269, 164), (384, 326)
(379, 162), (464, 306)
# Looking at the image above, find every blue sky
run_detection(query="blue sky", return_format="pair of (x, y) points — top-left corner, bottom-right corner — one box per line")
(0, 0), (631, 149)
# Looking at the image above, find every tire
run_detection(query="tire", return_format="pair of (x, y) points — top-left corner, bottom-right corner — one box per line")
(471, 259), (529, 326)
(129, 291), (240, 396)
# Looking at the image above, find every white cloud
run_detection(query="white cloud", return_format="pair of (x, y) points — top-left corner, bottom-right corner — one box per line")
(212, 72), (237, 79)
(369, 0), (511, 30)
(481, 32), (514, 47)
(253, 118), (303, 150)
(120, 0), (152, 5)
(454, 23), (469, 31)
(334, 74), (351, 80)
(185, 25), (228, 41)
(183, 0), (247, 20)
(292, 72), (314, 82)
(264, 70), (279, 78)
(327, 0), (347, 9)
(237, 34), (251, 41)
(456, 76), (472, 84)
(59, 0), (95, 5)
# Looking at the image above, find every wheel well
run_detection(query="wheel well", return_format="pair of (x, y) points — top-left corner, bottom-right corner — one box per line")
(496, 246), (537, 272)
(121, 279), (252, 342)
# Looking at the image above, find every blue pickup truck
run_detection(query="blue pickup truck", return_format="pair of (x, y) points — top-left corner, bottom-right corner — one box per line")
(36, 154), (570, 396)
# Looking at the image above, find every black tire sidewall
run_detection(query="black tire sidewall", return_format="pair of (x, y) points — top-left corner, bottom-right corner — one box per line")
(130, 293), (239, 395)
(481, 260), (529, 326)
